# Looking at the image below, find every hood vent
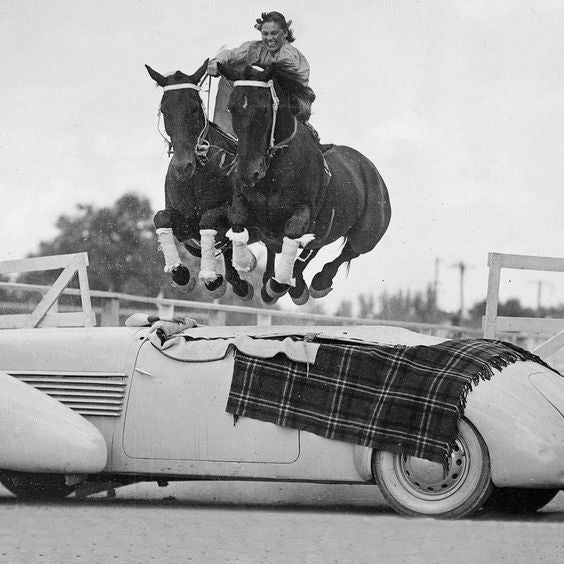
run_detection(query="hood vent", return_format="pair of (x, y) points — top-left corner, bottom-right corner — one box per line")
(8, 370), (127, 417)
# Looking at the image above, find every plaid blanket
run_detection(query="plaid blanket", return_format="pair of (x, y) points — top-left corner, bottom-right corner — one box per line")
(227, 339), (558, 464)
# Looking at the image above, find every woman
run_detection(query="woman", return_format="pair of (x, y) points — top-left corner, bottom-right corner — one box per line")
(208, 11), (317, 136)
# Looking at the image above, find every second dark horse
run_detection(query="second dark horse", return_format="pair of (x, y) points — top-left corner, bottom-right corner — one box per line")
(218, 63), (392, 305)
(146, 61), (256, 300)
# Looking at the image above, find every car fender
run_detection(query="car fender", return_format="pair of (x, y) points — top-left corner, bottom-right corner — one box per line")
(464, 361), (564, 488)
(0, 370), (107, 474)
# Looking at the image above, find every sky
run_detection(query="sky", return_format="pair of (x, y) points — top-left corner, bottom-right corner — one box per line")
(1, 0), (563, 316)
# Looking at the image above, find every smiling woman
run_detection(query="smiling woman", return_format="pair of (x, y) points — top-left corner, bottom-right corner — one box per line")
(206, 11), (315, 136)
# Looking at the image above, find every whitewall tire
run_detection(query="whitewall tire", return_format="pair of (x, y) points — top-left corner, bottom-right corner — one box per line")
(372, 418), (492, 519)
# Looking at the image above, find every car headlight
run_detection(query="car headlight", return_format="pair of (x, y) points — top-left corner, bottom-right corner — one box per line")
(530, 371), (564, 417)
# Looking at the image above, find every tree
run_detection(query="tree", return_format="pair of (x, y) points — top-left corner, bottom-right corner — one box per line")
(23, 193), (166, 296)
(468, 298), (536, 322)
(18, 193), (279, 308)
(334, 299), (353, 318)
(358, 293), (376, 319)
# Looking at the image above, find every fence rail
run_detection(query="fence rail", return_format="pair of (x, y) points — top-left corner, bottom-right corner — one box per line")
(0, 253), (94, 329)
(483, 252), (564, 362)
(0, 281), (481, 338)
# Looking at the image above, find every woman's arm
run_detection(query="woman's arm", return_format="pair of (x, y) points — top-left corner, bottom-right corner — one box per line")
(208, 41), (255, 76)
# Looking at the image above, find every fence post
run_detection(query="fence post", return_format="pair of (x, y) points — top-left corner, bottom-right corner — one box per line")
(100, 297), (120, 327)
(158, 302), (175, 320)
(483, 252), (501, 338)
(257, 312), (272, 326)
(209, 309), (227, 326)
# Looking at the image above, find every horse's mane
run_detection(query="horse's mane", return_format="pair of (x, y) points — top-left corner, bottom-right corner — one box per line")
(268, 63), (316, 105)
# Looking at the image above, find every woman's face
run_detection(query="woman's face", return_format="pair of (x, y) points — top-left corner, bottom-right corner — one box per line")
(261, 22), (287, 53)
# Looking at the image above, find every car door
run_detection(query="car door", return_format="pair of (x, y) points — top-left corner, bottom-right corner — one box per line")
(122, 340), (300, 463)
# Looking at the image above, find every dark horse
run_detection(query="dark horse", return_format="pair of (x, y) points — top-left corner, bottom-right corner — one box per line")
(218, 63), (391, 304)
(146, 61), (256, 300)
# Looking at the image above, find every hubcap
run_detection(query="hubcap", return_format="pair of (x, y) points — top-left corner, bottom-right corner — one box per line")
(394, 438), (469, 500)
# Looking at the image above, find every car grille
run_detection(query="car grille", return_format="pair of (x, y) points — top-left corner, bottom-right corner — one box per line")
(8, 370), (127, 417)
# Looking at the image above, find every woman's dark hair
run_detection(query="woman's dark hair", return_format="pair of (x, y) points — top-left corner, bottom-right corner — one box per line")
(255, 11), (296, 43)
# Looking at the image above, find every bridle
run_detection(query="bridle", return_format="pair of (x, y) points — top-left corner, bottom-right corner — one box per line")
(157, 79), (211, 163)
(233, 79), (297, 163)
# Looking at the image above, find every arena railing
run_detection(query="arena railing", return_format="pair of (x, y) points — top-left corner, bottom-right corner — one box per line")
(0, 253), (95, 329)
(0, 281), (480, 338)
(483, 252), (564, 363)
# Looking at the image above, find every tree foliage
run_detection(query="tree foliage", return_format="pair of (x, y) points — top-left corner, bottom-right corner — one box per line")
(18, 193), (276, 309)
(22, 193), (166, 295)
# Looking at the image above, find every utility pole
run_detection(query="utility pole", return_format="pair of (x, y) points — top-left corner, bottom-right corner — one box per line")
(451, 261), (469, 320)
(536, 280), (543, 312)
(434, 257), (440, 310)
(529, 279), (546, 315)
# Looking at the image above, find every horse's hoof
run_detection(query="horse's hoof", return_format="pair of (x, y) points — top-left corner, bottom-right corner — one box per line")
(289, 283), (310, 306)
(172, 265), (191, 287)
(266, 278), (290, 299)
(205, 275), (227, 299)
(182, 276), (197, 293)
(261, 286), (279, 306)
(309, 284), (333, 299)
(233, 280), (254, 302)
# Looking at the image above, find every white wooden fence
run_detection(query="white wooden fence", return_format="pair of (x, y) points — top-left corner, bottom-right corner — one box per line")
(0, 253), (480, 337)
(2, 252), (563, 360)
(0, 253), (95, 329)
(483, 252), (564, 362)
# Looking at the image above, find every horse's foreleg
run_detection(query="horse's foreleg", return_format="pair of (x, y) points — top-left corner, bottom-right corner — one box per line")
(154, 209), (192, 288)
(198, 228), (218, 282)
(262, 247), (276, 287)
(223, 246), (254, 301)
(265, 206), (315, 300)
(288, 248), (318, 306)
(227, 193), (256, 272)
(260, 248), (279, 305)
(310, 240), (359, 299)
(273, 206), (315, 286)
(197, 209), (226, 298)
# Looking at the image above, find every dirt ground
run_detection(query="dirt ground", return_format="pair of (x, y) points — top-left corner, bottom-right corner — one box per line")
(0, 481), (563, 563)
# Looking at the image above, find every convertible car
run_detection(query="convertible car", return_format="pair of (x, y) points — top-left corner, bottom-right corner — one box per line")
(0, 320), (562, 519)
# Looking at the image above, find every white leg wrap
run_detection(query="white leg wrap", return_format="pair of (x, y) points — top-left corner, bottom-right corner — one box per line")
(226, 228), (254, 272)
(198, 229), (218, 282)
(156, 228), (182, 273)
(274, 237), (300, 286)
(274, 234), (316, 286)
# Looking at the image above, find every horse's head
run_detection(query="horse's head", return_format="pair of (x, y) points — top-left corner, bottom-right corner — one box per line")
(218, 63), (288, 188)
(146, 60), (208, 180)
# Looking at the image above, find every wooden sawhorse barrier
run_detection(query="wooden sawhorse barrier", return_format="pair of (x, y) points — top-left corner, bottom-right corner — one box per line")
(0, 253), (95, 329)
(483, 252), (564, 360)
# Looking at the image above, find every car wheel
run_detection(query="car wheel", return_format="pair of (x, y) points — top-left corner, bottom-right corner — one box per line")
(0, 471), (74, 500)
(484, 487), (559, 513)
(372, 418), (492, 519)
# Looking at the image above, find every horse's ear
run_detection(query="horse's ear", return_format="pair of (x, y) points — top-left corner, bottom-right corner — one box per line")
(217, 63), (241, 82)
(145, 65), (167, 87)
(191, 59), (209, 84)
